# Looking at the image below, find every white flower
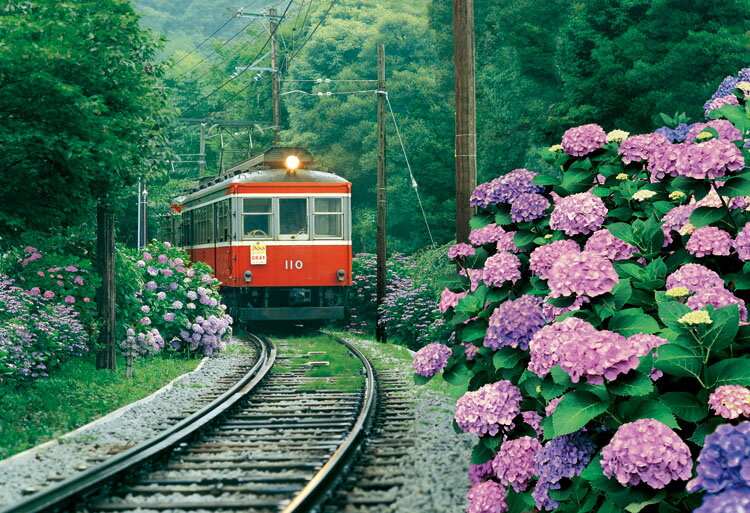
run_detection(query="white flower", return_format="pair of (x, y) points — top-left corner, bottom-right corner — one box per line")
(632, 190), (657, 201)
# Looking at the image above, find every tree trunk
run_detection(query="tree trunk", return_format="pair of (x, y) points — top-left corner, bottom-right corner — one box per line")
(95, 201), (117, 371)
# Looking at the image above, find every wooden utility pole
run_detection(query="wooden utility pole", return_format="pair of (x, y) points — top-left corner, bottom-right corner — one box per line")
(95, 200), (116, 370)
(199, 123), (206, 174)
(452, 0), (477, 243)
(376, 44), (387, 344)
(270, 7), (281, 145)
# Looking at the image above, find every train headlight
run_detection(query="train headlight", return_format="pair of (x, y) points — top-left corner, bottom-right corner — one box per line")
(284, 155), (301, 171)
(337, 269), (346, 282)
(243, 270), (253, 283)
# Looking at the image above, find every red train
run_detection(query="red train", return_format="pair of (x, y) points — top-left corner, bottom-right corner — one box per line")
(172, 147), (352, 321)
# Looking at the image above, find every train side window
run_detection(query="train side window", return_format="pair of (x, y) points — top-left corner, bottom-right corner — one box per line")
(193, 205), (213, 245)
(216, 200), (230, 242)
(279, 198), (309, 240)
(182, 211), (193, 246)
(313, 198), (343, 239)
(243, 198), (272, 240)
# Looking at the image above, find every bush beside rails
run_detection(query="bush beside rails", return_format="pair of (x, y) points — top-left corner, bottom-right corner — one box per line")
(413, 69), (750, 513)
(0, 241), (232, 386)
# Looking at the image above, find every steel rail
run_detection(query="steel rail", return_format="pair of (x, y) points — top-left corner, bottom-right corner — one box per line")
(1, 334), (276, 513)
(280, 332), (377, 512)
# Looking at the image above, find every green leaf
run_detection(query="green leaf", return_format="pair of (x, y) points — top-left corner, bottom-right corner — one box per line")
(608, 207), (634, 221)
(619, 399), (679, 429)
(720, 175), (750, 197)
(546, 295), (577, 308)
(533, 174), (561, 186)
(689, 418), (724, 446)
(551, 365), (573, 386)
(690, 206), (727, 228)
(443, 362), (471, 386)
(657, 301), (693, 331)
(540, 374), (569, 401)
(654, 344), (703, 380)
(469, 214), (493, 230)
(661, 391), (708, 422)
(711, 104), (750, 132)
(607, 223), (637, 246)
(595, 279), (632, 319)
(696, 304), (739, 353)
(706, 357), (750, 387)
(551, 391), (609, 438)
(514, 230), (537, 249)
(608, 309), (660, 336)
(493, 347), (525, 370)
(607, 371), (654, 397)
(471, 442), (494, 464)
(625, 492), (666, 513)
(460, 322), (487, 342)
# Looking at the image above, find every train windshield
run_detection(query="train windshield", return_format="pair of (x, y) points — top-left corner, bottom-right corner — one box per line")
(279, 198), (309, 240)
(313, 198), (343, 239)
(243, 198), (273, 240)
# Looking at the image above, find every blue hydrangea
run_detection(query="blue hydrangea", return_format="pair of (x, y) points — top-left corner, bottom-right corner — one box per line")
(688, 422), (750, 494)
(511, 193), (550, 223)
(655, 123), (692, 143)
(694, 488), (750, 513)
(533, 431), (596, 511)
(484, 295), (545, 350)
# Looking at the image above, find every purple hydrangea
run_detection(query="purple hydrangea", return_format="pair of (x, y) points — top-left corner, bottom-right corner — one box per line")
(448, 243), (476, 260)
(703, 69), (750, 117)
(601, 419), (692, 489)
(627, 333), (669, 355)
(557, 328), (639, 385)
(549, 192), (607, 236)
(469, 223), (507, 246)
(647, 142), (684, 180)
(661, 204), (697, 245)
(439, 288), (468, 313)
(618, 132), (670, 164)
(687, 119), (743, 143)
(469, 169), (543, 208)
(584, 229), (637, 261)
(533, 431), (596, 511)
(464, 342), (479, 361)
(455, 380), (522, 436)
(492, 436), (542, 492)
(708, 385), (750, 419)
(666, 263), (724, 292)
(686, 226), (733, 257)
(686, 286), (748, 322)
(510, 193), (550, 223)
(495, 231), (518, 253)
(522, 411), (542, 436)
(542, 295), (589, 322)
(687, 421), (750, 494)
(694, 489), (750, 513)
(561, 123), (607, 156)
(482, 252), (521, 288)
(545, 397), (562, 417)
(466, 480), (508, 513)
(528, 317), (597, 377)
(735, 222), (750, 261)
(145, 281), (158, 291)
(547, 251), (619, 298)
(163, 312), (175, 322)
(412, 343), (453, 378)
(675, 139), (744, 180)
(468, 460), (494, 484)
(529, 239), (580, 280)
(484, 295), (545, 350)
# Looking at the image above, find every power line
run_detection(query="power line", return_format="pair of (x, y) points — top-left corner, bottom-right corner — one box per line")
(168, 15), (237, 69)
(285, 0), (338, 68)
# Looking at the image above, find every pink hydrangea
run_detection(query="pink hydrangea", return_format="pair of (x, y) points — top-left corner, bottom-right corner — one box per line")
(686, 287), (747, 322)
(510, 193), (550, 223)
(661, 204), (697, 245)
(482, 252), (521, 288)
(495, 231), (518, 253)
(558, 328), (641, 384)
(666, 263), (724, 292)
(469, 223), (507, 246)
(545, 397), (562, 417)
(601, 419), (692, 489)
(412, 343), (453, 377)
(528, 317), (597, 377)
(647, 142), (684, 180)
(584, 229), (637, 261)
(675, 139), (744, 180)
(686, 119), (743, 143)
(43, 290), (54, 299)
(549, 192), (607, 236)
(529, 239), (580, 280)
(708, 385), (750, 419)
(439, 288), (468, 313)
(618, 132), (670, 164)
(448, 243), (476, 259)
(64, 295), (75, 304)
(464, 342), (479, 361)
(460, 268), (485, 292)
(522, 411), (542, 436)
(547, 251), (619, 298)
(561, 123), (607, 156)
(468, 460), (494, 484)
(686, 226), (732, 257)
(735, 222), (750, 261)
(492, 436), (542, 492)
(466, 480), (508, 513)
(627, 334), (669, 355)
(455, 380), (522, 436)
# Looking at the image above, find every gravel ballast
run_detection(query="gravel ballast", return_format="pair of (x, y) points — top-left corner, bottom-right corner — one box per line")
(0, 339), (257, 508)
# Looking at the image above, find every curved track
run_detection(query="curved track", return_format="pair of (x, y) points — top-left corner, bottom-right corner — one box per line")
(2, 333), (377, 513)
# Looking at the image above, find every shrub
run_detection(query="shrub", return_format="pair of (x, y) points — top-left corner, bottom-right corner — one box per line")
(418, 68), (750, 513)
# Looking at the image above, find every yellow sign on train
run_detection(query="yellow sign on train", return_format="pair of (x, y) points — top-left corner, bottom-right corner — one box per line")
(250, 243), (267, 265)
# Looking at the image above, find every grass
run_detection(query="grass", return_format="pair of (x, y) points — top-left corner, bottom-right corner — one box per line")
(272, 334), (365, 393)
(0, 353), (200, 460)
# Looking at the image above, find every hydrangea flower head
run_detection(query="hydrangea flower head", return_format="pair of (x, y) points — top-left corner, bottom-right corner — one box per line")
(686, 226), (733, 257)
(482, 252), (522, 288)
(688, 421), (750, 494)
(439, 288), (468, 313)
(469, 223), (507, 246)
(679, 310), (713, 325)
(492, 436), (542, 492)
(448, 243), (475, 259)
(661, 204), (697, 245)
(468, 460), (494, 484)
(528, 317), (597, 377)
(618, 132), (670, 164)
(412, 343), (453, 377)
(708, 385), (750, 419)
(547, 251), (618, 298)
(687, 119), (743, 143)
(666, 287), (690, 298)
(549, 192), (607, 236)
(607, 129), (629, 143)
(584, 229), (637, 261)
(675, 139), (744, 180)
(485, 295), (545, 351)
(466, 480), (508, 513)
(601, 419), (692, 489)
(533, 431), (596, 511)
(529, 239), (580, 280)
(522, 411), (542, 436)
(511, 193), (550, 222)
(561, 123), (607, 156)
(542, 295), (589, 322)
(694, 489), (750, 513)
(735, 222), (750, 261)
(666, 263), (724, 292)
(557, 328), (639, 384)
(455, 380), (522, 436)
(686, 286), (747, 322)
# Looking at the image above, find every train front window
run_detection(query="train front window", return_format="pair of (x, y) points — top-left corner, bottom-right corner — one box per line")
(279, 198), (309, 240)
(243, 198), (272, 240)
(313, 198), (343, 239)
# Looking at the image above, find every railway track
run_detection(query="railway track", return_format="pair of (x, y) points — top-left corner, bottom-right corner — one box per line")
(2, 332), (376, 513)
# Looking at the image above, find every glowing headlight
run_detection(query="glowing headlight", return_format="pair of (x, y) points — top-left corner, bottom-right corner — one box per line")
(285, 155), (301, 171)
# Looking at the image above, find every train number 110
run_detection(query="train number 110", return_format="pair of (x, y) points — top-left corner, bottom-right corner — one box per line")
(284, 259), (304, 270)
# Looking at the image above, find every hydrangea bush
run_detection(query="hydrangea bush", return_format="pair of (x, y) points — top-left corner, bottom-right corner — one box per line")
(414, 69), (750, 512)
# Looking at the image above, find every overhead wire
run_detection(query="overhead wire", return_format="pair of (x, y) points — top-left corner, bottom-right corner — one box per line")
(284, 0), (338, 68)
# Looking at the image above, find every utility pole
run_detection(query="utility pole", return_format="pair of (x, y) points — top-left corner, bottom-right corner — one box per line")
(270, 7), (281, 145)
(141, 183), (148, 247)
(199, 123), (206, 174)
(376, 44), (387, 344)
(95, 199), (116, 371)
(453, 0), (477, 243)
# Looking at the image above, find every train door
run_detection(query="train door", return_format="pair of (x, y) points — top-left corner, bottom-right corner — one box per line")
(215, 199), (232, 283)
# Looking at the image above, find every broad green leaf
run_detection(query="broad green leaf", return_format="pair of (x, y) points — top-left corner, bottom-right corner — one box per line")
(546, 295), (577, 308)
(689, 418), (724, 446)
(414, 373), (433, 385)
(514, 230), (536, 248)
(443, 361), (471, 386)
(493, 347), (525, 370)
(608, 309), (660, 336)
(607, 223), (637, 246)
(533, 174), (561, 186)
(625, 492), (666, 513)
(657, 301), (693, 331)
(620, 399), (679, 429)
(469, 214), (493, 230)
(460, 322), (487, 342)
(661, 391), (708, 422)
(551, 391), (609, 438)
(696, 304), (739, 353)
(595, 279), (632, 319)
(690, 206), (727, 228)
(706, 358), (750, 387)
(654, 344), (703, 380)
(720, 175), (750, 197)
(607, 371), (654, 397)
(471, 442), (494, 464)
